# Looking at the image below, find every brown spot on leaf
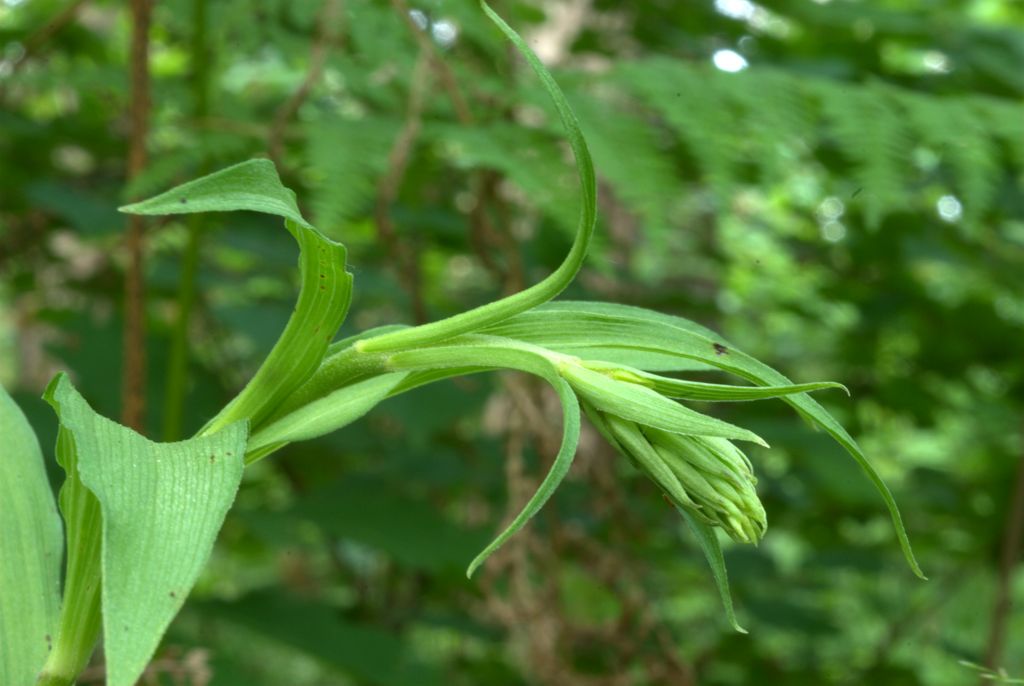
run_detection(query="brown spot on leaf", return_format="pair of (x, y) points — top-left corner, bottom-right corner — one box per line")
(209, 454), (216, 463)
(179, 197), (188, 204)
(169, 591), (177, 598)
(713, 343), (728, 356)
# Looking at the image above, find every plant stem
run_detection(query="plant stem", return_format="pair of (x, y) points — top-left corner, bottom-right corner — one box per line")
(354, 0), (596, 354)
(121, 0), (153, 432)
(254, 346), (391, 430)
(983, 423), (1024, 672)
(36, 430), (103, 686)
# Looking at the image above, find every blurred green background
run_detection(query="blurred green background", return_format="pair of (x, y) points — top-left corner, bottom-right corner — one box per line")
(2, 0), (1023, 684)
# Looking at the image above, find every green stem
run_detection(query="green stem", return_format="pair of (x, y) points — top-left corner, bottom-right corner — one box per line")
(36, 430), (103, 686)
(255, 346), (391, 430)
(355, 0), (595, 354)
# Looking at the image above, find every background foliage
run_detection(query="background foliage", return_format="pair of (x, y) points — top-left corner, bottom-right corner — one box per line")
(2, 0), (1024, 683)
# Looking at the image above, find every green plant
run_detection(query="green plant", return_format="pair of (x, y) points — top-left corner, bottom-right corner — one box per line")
(0, 3), (923, 685)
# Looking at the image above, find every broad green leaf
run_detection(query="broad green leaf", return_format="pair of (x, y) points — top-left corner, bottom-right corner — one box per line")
(485, 302), (925, 578)
(0, 385), (62, 685)
(496, 302), (714, 372)
(355, 0), (597, 353)
(246, 372), (409, 461)
(44, 373), (248, 686)
(560, 363), (768, 446)
(385, 341), (581, 577)
(120, 159), (353, 433)
(677, 506), (747, 634)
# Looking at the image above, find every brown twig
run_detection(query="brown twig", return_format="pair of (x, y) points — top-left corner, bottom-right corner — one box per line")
(374, 50), (432, 323)
(121, 0), (152, 432)
(390, 0), (472, 123)
(984, 427), (1024, 672)
(267, 0), (344, 168)
(389, 0), (523, 292)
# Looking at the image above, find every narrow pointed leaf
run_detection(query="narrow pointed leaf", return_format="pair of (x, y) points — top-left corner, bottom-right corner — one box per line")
(384, 342), (582, 577)
(0, 385), (62, 685)
(584, 362), (847, 401)
(561, 363), (768, 446)
(45, 374), (248, 686)
(467, 375), (580, 578)
(677, 506), (747, 633)
(641, 375), (846, 401)
(485, 302), (924, 578)
(356, 0), (596, 353)
(120, 159), (353, 433)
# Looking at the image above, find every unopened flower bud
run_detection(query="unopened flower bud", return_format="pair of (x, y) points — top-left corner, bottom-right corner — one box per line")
(648, 430), (766, 544)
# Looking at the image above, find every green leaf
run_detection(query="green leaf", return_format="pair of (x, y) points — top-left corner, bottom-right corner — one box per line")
(120, 159), (353, 433)
(468, 373), (579, 578)
(560, 363), (768, 446)
(44, 373), (248, 686)
(355, 0), (597, 353)
(0, 385), (62, 685)
(583, 361), (847, 401)
(118, 158), (310, 227)
(486, 301), (925, 578)
(38, 422), (103, 685)
(246, 372), (410, 461)
(384, 341), (581, 577)
(640, 375), (845, 401)
(677, 506), (747, 634)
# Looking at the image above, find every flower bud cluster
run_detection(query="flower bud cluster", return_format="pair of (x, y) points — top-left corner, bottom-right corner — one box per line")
(560, 359), (767, 544)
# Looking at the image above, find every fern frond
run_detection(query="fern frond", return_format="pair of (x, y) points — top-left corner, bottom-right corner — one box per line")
(973, 96), (1024, 175)
(619, 59), (746, 209)
(814, 80), (913, 229)
(429, 120), (578, 232)
(304, 117), (400, 235)
(568, 89), (681, 262)
(899, 91), (1000, 231)
(717, 67), (815, 184)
